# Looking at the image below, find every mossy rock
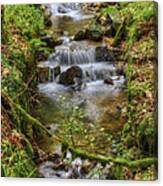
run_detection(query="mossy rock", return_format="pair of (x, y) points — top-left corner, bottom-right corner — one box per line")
(41, 35), (62, 48)
(74, 29), (103, 41)
(86, 29), (103, 41)
(74, 30), (87, 41)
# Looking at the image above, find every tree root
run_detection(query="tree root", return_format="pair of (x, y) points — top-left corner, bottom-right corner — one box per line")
(2, 91), (52, 137)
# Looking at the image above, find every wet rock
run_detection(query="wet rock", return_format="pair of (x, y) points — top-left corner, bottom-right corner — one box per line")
(93, 13), (116, 38)
(97, 14), (113, 26)
(72, 158), (82, 167)
(59, 66), (83, 86)
(37, 52), (49, 62)
(39, 161), (56, 178)
(61, 15), (73, 22)
(80, 159), (92, 174)
(45, 18), (52, 27)
(44, 8), (52, 27)
(74, 29), (103, 41)
(54, 65), (61, 77)
(104, 77), (114, 85)
(116, 66), (124, 76)
(37, 66), (49, 83)
(47, 153), (61, 164)
(54, 144), (62, 157)
(58, 6), (68, 13)
(71, 77), (86, 91)
(41, 35), (62, 48)
(86, 162), (103, 179)
(58, 71), (67, 84)
(56, 169), (73, 179)
(44, 15), (52, 27)
(74, 30), (86, 41)
(72, 158), (83, 178)
(52, 162), (66, 171)
(49, 66), (61, 81)
(95, 46), (115, 62)
(109, 47), (123, 61)
(87, 29), (103, 41)
(66, 150), (72, 160)
(116, 63), (127, 78)
(48, 52), (60, 62)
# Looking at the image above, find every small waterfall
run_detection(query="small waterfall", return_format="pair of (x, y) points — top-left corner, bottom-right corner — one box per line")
(39, 40), (117, 83)
(50, 3), (81, 14)
(48, 42), (96, 65)
(61, 36), (71, 45)
(49, 67), (55, 82)
(49, 3), (82, 19)
(82, 63), (116, 82)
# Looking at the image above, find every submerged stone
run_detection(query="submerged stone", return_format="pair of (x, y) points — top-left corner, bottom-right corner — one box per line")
(104, 77), (114, 85)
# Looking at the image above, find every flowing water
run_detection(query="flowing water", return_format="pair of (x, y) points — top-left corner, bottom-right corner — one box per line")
(36, 3), (127, 178)
(49, 3), (94, 36)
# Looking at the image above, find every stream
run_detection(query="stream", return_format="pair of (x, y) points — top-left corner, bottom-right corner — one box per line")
(36, 3), (127, 179)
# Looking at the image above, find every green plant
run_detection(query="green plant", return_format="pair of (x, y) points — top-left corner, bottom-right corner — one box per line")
(3, 5), (44, 40)
(1, 140), (37, 177)
(58, 97), (85, 147)
(1, 4), (49, 178)
(62, 106), (85, 147)
(29, 38), (52, 59)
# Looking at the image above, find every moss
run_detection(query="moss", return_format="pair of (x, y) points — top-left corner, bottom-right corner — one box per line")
(1, 5), (50, 177)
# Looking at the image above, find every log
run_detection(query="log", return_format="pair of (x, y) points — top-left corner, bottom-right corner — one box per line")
(68, 146), (157, 168)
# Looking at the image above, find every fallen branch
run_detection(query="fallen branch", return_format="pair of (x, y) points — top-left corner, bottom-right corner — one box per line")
(46, 135), (158, 168)
(67, 145), (157, 168)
